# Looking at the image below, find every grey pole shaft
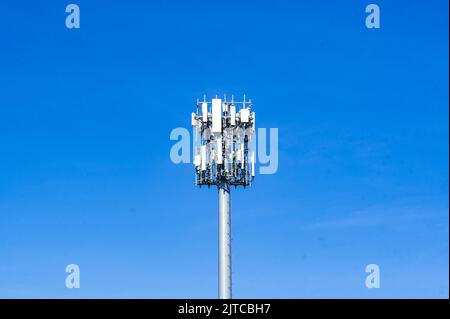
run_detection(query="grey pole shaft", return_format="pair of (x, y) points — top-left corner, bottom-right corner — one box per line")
(218, 181), (232, 299)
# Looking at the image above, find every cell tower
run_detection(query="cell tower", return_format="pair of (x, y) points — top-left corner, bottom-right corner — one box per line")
(191, 95), (255, 299)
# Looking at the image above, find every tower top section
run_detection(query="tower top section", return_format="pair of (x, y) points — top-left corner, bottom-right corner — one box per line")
(192, 95), (255, 187)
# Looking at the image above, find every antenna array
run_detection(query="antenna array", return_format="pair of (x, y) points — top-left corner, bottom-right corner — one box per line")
(192, 95), (256, 186)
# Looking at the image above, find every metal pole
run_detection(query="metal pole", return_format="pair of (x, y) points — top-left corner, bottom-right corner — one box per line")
(218, 180), (231, 299)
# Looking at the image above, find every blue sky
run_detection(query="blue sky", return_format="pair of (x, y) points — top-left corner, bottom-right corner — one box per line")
(0, 0), (448, 298)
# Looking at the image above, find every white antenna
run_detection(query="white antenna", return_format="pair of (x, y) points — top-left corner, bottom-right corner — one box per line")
(192, 94), (256, 299)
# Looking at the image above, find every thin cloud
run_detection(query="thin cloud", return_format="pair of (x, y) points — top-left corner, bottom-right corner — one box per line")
(302, 197), (448, 231)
